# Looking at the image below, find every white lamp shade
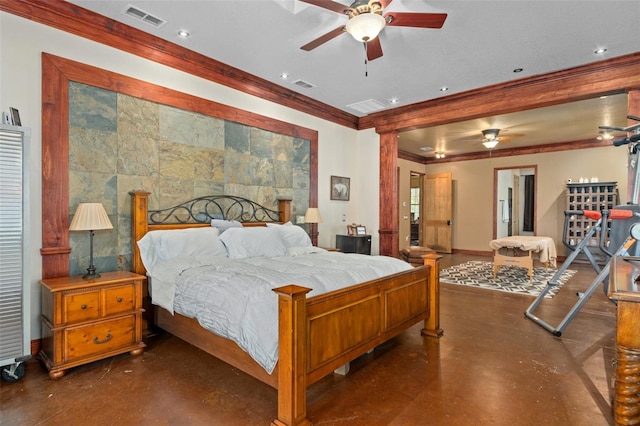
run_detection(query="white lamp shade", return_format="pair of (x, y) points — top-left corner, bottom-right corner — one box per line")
(304, 207), (323, 224)
(482, 140), (499, 149)
(69, 203), (113, 231)
(346, 13), (386, 42)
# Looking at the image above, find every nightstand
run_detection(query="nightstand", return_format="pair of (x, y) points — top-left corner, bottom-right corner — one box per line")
(336, 234), (372, 255)
(39, 271), (146, 379)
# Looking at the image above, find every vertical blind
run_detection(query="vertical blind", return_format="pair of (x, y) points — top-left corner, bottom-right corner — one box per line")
(0, 127), (26, 361)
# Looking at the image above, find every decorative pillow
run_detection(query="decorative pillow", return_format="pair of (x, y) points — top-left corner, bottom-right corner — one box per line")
(211, 218), (243, 233)
(266, 221), (312, 249)
(220, 227), (288, 259)
(137, 227), (227, 272)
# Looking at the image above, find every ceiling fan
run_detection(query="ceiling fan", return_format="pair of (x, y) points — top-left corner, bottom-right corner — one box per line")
(300, 0), (447, 61)
(481, 129), (501, 148)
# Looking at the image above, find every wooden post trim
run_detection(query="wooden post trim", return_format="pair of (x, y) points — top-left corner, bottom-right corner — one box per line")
(422, 253), (444, 338)
(272, 285), (312, 426)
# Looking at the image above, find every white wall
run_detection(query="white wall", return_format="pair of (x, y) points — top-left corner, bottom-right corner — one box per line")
(0, 12), (380, 340)
(404, 147), (628, 254)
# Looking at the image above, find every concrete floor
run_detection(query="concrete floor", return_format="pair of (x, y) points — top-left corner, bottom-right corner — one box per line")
(1, 254), (616, 425)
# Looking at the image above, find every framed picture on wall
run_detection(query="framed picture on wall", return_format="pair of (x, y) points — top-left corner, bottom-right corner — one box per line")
(330, 175), (350, 201)
(9, 107), (21, 126)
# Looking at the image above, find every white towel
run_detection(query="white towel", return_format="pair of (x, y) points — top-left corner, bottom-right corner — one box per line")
(502, 201), (509, 223)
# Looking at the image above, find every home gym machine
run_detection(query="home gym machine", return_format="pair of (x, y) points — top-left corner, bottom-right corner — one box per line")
(525, 115), (640, 336)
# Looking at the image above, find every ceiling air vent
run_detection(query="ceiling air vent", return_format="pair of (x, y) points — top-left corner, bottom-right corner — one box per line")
(292, 79), (316, 89)
(346, 99), (387, 115)
(122, 4), (167, 28)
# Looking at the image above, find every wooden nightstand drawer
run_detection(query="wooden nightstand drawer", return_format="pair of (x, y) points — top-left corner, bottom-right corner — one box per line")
(65, 316), (136, 361)
(64, 290), (100, 323)
(104, 284), (135, 315)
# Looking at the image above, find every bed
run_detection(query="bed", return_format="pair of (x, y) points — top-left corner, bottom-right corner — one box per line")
(130, 190), (442, 426)
(489, 236), (557, 282)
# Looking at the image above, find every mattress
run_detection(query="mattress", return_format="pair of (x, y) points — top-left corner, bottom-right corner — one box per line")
(148, 251), (413, 373)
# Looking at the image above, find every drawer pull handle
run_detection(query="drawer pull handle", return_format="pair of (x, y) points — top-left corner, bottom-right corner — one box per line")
(81, 304), (87, 310)
(93, 334), (112, 345)
(117, 297), (123, 303)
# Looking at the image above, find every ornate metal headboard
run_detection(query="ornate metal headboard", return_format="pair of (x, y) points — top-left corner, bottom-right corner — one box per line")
(148, 195), (282, 224)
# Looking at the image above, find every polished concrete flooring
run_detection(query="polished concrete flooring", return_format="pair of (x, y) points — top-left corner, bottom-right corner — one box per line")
(1, 254), (616, 425)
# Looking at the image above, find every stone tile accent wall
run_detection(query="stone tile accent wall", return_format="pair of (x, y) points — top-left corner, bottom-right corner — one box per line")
(68, 82), (310, 276)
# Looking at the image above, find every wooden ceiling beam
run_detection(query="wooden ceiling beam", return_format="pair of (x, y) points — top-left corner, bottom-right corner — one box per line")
(361, 53), (640, 134)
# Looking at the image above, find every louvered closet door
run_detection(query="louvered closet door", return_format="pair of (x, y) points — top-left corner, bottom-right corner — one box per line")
(0, 125), (29, 363)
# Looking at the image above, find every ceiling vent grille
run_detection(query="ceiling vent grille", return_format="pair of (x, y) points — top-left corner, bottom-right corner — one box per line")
(122, 4), (167, 28)
(346, 99), (387, 114)
(292, 79), (316, 89)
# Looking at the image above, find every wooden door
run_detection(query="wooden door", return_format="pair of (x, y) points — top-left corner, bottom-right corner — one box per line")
(423, 173), (452, 253)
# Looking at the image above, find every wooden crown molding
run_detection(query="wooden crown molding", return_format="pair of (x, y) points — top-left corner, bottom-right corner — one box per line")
(399, 137), (615, 165)
(1, 0), (359, 129)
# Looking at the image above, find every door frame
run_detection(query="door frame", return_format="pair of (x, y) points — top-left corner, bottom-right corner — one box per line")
(493, 166), (537, 239)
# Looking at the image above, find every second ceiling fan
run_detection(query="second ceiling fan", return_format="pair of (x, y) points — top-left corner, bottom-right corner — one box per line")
(300, 0), (448, 61)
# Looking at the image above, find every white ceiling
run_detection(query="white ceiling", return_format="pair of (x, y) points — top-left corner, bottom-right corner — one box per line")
(69, 0), (640, 156)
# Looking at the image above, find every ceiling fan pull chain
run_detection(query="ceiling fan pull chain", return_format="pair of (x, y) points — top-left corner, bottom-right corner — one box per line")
(363, 42), (368, 77)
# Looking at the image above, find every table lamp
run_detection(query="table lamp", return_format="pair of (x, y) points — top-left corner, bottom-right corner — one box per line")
(69, 202), (113, 279)
(304, 207), (323, 246)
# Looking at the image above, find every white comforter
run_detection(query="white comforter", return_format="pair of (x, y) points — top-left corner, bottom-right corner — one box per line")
(148, 250), (413, 373)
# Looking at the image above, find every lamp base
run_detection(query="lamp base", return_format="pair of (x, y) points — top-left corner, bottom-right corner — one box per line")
(82, 265), (100, 280)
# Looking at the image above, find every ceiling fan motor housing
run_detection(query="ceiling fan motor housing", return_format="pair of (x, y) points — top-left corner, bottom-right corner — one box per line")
(348, 1), (384, 18)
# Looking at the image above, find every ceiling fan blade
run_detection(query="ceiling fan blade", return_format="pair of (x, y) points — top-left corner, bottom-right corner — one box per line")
(366, 37), (383, 61)
(299, 0), (352, 14)
(384, 12), (447, 28)
(301, 26), (346, 51)
(378, 0), (395, 9)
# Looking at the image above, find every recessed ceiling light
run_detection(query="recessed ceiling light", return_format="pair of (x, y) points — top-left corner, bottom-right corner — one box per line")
(177, 29), (190, 38)
(595, 48), (607, 54)
(390, 98), (399, 104)
(420, 146), (433, 152)
(440, 87), (449, 92)
(280, 72), (290, 80)
(513, 68), (523, 73)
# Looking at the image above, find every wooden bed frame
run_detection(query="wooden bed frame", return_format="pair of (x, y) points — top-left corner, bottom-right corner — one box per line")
(130, 190), (443, 425)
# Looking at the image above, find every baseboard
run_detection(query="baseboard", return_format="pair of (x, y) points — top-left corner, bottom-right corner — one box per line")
(31, 339), (41, 357)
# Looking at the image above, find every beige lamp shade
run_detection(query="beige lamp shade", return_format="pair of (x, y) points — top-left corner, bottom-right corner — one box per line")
(304, 207), (323, 224)
(69, 203), (113, 231)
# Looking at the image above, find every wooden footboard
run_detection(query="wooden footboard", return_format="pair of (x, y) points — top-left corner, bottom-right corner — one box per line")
(272, 255), (441, 426)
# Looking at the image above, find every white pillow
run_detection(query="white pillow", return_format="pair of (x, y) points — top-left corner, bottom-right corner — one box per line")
(137, 227), (227, 272)
(220, 227), (288, 259)
(211, 218), (243, 233)
(267, 221), (312, 249)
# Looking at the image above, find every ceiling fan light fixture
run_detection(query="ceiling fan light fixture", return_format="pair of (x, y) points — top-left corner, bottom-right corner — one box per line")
(346, 12), (386, 42)
(482, 140), (499, 149)
(482, 128), (500, 141)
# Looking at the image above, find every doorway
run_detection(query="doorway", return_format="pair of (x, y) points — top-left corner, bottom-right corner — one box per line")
(410, 173), (422, 246)
(494, 166), (537, 239)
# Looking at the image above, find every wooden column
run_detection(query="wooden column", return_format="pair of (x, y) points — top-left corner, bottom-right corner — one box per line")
(41, 53), (71, 279)
(272, 285), (312, 426)
(422, 253), (444, 338)
(613, 302), (640, 425)
(378, 131), (399, 257)
(608, 256), (640, 426)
